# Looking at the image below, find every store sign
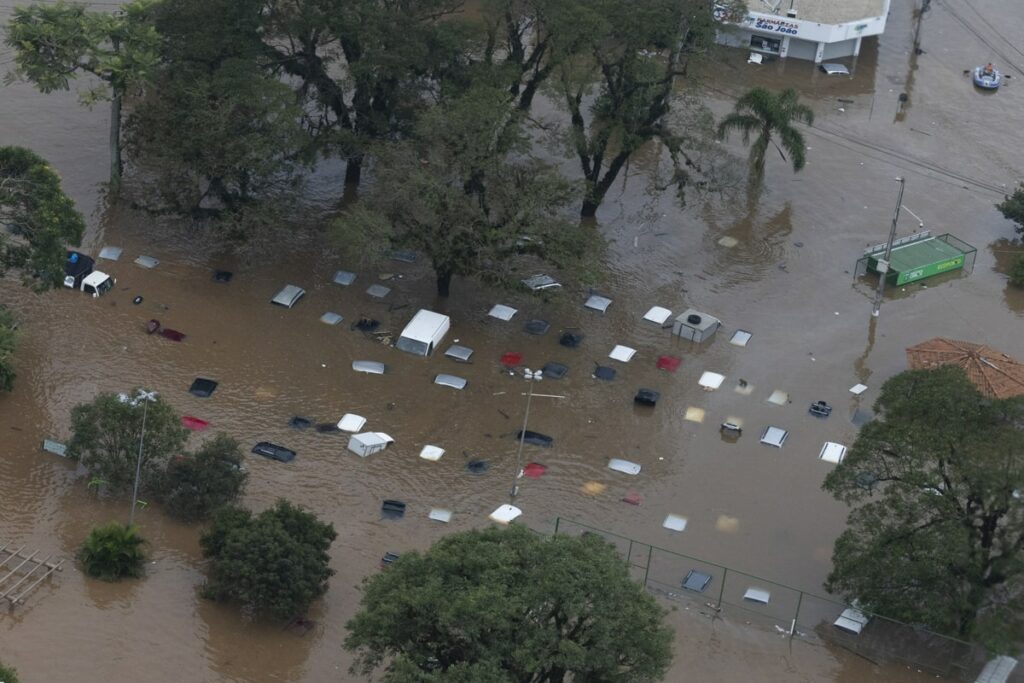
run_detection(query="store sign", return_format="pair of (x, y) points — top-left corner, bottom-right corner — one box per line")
(752, 16), (800, 36)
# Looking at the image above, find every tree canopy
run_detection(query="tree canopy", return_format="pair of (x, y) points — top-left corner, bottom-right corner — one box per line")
(162, 433), (247, 522)
(0, 146), (86, 289)
(718, 88), (814, 185)
(5, 0), (161, 185)
(345, 525), (673, 682)
(823, 366), (1024, 651)
(0, 659), (20, 683)
(200, 500), (337, 620)
(335, 86), (592, 297)
(997, 184), (1024, 236)
(0, 306), (17, 393)
(79, 522), (147, 581)
(67, 390), (188, 495)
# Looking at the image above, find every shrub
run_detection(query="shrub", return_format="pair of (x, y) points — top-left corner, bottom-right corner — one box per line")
(79, 523), (147, 581)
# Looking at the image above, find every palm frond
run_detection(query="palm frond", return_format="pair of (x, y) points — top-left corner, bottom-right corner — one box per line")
(717, 113), (760, 145)
(778, 126), (807, 171)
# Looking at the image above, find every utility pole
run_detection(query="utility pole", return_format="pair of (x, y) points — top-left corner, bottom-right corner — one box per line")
(871, 177), (906, 317)
(129, 389), (157, 525)
(510, 369), (541, 501)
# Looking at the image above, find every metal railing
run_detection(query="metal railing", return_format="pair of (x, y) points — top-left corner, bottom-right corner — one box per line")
(552, 517), (992, 682)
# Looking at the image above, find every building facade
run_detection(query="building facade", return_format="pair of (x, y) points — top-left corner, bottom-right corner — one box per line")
(716, 0), (892, 63)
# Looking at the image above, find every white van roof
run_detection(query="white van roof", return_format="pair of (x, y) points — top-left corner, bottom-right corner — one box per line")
(401, 309), (450, 343)
(83, 271), (111, 288)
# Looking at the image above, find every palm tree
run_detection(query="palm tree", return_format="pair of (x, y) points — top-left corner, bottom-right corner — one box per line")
(718, 88), (814, 183)
(79, 522), (147, 581)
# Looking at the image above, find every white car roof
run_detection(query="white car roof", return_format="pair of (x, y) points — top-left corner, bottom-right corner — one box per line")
(400, 309), (450, 343)
(83, 271), (111, 287)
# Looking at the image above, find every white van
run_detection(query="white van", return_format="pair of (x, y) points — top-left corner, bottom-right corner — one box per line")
(396, 309), (450, 357)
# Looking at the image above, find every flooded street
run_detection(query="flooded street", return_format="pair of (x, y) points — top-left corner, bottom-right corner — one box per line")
(2, 0), (1023, 680)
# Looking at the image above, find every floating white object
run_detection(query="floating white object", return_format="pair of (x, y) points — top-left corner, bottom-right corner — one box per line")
(366, 284), (391, 298)
(428, 508), (452, 523)
(584, 294), (612, 313)
(849, 383), (868, 395)
(332, 270), (356, 286)
(833, 607), (870, 635)
(718, 236), (739, 248)
(819, 442), (847, 464)
(747, 52), (763, 65)
(98, 246), (122, 261)
(663, 514), (688, 532)
(347, 432), (394, 457)
(320, 312), (343, 325)
(684, 407), (706, 423)
(730, 330), (752, 347)
(419, 445), (445, 461)
(607, 458), (641, 475)
(760, 426), (789, 448)
(734, 382), (754, 396)
(608, 345), (637, 362)
(134, 255), (159, 269)
(337, 414), (367, 432)
(643, 306), (672, 324)
(488, 304), (518, 321)
(767, 390), (789, 406)
(489, 504), (522, 524)
(699, 372), (725, 390)
(743, 587), (771, 604)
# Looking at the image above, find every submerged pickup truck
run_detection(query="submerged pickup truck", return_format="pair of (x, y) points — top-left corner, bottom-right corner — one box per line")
(63, 251), (116, 297)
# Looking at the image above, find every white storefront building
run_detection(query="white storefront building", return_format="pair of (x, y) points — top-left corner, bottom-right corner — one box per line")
(717, 0), (892, 63)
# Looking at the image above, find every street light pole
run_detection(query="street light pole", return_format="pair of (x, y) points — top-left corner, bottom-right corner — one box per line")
(871, 177), (906, 318)
(510, 369), (541, 501)
(129, 389), (157, 526)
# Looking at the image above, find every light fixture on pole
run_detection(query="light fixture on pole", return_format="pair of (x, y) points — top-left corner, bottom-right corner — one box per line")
(510, 368), (542, 500)
(871, 177), (906, 318)
(129, 389), (157, 525)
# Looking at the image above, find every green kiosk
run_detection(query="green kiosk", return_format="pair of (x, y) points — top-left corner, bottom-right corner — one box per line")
(856, 231), (976, 286)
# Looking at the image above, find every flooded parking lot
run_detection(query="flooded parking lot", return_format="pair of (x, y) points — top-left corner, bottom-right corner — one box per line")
(2, 0), (1023, 680)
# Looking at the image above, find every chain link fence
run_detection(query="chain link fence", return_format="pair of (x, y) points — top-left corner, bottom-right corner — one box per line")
(553, 517), (993, 682)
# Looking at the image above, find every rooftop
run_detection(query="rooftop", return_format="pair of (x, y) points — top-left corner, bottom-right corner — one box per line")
(745, 0), (888, 25)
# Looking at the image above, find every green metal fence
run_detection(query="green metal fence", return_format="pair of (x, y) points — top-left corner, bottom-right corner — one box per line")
(552, 517), (992, 682)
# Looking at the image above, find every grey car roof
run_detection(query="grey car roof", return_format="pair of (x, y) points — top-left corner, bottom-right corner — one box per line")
(352, 360), (386, 374)
(434, 374), (467, 390)
(271, 284), (306, 308)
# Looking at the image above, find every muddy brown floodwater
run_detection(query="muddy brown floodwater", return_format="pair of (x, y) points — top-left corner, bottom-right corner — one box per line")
(2, 0), (1024, 681)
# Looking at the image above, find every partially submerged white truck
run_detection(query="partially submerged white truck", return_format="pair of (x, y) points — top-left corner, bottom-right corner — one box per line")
(63, 251), (116, 297)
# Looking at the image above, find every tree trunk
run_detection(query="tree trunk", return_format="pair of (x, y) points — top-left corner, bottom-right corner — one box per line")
(436, 270), (452, 298)
(580, 197), (599, 219)
(345, 155), (363, 186)
(109, 93), (122, 190)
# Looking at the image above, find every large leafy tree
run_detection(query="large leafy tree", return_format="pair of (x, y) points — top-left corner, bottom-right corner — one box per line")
(553, 0), (742, 218)
(0, 306), (18, 393)
(336, 86), (591, 297)
(200, 500), (337, 620)
(79, 522), (147, 581)
(823, 366), (1024, 651)
(997, 184), (1024, 236)
(0, 146), (86, 289)
(67, 390), (188, 496)
(717, 88), (814, 185)
(122, 0), (311, 226)
(257, 0), (468, 187)
(162, 434), (247, 523)
(5, 0), (161, 187)
(345, 525), (673, 682)
(0, 659), (20, 683)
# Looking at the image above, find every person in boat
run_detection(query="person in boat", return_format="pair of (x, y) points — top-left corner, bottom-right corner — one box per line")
(983, 63), (994, 75)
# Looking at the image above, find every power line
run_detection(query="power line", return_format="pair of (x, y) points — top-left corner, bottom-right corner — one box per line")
(935, 0), (1023, 75)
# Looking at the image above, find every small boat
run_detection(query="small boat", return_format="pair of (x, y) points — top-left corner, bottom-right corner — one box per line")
(973, 64), (1001, 90)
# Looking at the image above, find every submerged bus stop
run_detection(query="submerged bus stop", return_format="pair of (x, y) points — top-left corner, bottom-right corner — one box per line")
(855, 231), (976, 286)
